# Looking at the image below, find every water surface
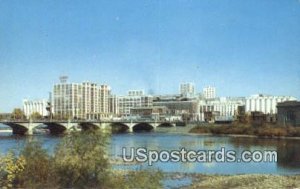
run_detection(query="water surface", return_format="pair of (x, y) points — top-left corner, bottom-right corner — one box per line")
(0, 124), (299, 175)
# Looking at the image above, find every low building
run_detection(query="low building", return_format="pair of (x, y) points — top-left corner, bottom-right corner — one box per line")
(130, 106), (168, 120)
(249, 111), (266, 126)
(247, 111), (278, 125)
(199, 97), (245, 122)
(117, 90), (153, 117)
(23, 99), (49, 119)
(153, 96), (199, 121)
(277, 101), (300, 127)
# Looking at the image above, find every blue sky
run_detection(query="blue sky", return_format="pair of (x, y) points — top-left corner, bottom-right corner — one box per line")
(0, 0), (300, 112)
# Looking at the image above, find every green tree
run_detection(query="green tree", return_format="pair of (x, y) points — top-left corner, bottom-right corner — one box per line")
(30, 112), (43, 120)
(11, 108), (25, 120)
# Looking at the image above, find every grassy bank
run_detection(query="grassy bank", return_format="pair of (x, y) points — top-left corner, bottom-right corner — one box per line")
(184, 174), (300, 189)
(189, 124), (300, 138)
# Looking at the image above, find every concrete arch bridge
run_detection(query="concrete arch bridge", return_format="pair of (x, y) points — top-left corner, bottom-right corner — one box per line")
(0, 120), (177, 135)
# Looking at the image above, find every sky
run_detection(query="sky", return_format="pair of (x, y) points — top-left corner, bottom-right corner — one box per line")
(0, 0), (300, 112)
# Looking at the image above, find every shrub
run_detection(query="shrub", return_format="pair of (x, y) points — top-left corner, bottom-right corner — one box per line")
(18, 141), (53, 188)
(189, 126), (211, 133)
(190, 124), (300, 138)
(53, 130), (112, 188)
(0, 151), (26, 188)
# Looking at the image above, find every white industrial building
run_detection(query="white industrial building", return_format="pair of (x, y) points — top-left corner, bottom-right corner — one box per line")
(245, 94), (297, 114)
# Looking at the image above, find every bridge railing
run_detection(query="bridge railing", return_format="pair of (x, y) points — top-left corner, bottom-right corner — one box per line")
(0, 119), (180, 124)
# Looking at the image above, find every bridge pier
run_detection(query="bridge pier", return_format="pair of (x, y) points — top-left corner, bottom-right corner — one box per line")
(128, 126), (133, 133)
(153, 123), (159, 130)
(100, 123), (111, 133)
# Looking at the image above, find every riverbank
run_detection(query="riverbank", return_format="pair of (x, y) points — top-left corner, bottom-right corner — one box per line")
(112, 171), (300, 189)
(181, 173), (300, 189)
(189, 124), (300, 139)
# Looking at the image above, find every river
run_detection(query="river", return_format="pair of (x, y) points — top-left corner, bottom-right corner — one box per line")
(0, 124), (299, 175)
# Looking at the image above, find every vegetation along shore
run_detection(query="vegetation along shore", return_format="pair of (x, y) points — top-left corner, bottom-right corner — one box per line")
(189, 123), (300, 138)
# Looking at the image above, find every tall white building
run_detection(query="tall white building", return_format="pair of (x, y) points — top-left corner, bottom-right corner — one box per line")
(203, 86), (216, 99)
(108, 95), (119, 116)
(80, 82), (112, 119)
(52, 78), (112, 120)
(53, 82), (83, 119)
(180, 83), (195, 97)
(99, 85), (111, 114)
(245, 94), (297, 114)
(117, 90), (153, 117)
(23, 99), (49, 119)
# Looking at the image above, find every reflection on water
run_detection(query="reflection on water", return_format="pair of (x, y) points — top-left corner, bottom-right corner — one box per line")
(229, 137), (300, 171)
(164, 177), (192, 189)
(0, 131), (300, 175)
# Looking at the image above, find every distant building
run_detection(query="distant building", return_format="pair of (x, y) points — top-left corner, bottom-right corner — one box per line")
(198, 97), (245, 122)
(249, 111), (266, 126)
(130, 106), (168, 120)
(245, 94), (296, 114)
(277, 101), (300, 127)
(117, 90), (153, 117)
(153, 95), (199, 121)
(180, 83), (195, 97)
(203, 86), (216, 99)
(23, 99), (48, 119)
(128, 90), (144, 96)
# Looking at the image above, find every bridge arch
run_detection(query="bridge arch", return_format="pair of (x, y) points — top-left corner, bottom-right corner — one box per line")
(157, 122), (175, 127)
(4, 122), (43, 135)
(44, 122), (68, 135)
(5, 123), (29, 135)
(132, 123), (154, 132)
(110, 122), (130, 133)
